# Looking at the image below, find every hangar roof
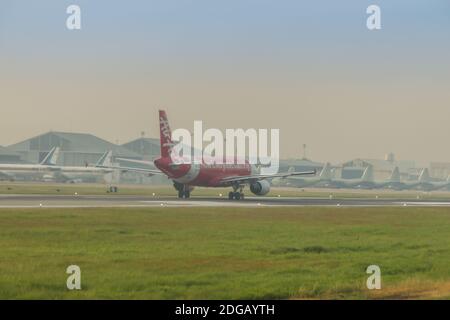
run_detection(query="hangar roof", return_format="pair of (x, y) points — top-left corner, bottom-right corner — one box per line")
(342, 158), (415, 173)
(121, 137), (160, 157)
(8, 131), (142, 158)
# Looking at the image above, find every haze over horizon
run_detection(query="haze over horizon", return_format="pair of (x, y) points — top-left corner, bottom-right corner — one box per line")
(1, 1), (449, 164)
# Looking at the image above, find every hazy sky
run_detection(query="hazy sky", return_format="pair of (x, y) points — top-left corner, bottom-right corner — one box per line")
(1, 1), (449, 163)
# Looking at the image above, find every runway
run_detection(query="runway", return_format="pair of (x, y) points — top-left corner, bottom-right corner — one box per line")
(1, 194), (450, 208)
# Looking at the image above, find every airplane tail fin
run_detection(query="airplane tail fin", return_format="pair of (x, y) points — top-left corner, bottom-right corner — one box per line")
(159, 110), (174, 158)
(319, 163), (332, 179)
(390, 166), (401, 183)
(95, 151), (113, 167)
(40, 147), (60, 166)
(361, 165), (374, 182)
(418, 168), (430, 183)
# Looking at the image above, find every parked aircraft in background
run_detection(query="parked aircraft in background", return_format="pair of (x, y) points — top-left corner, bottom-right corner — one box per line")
(0, 147), (60, 180)
(375, 167), (402, 190)
(360, 167), (449, 191)
(426, 175), (450, 191)
(282, 164), (448, 192)
(379, 168), (430, 191)
(0, 149), (117, 183)
(282, 163), (332, 188)
(350, 166), (403, 190)
(315, 166), (374, 189)
(319, 167), (440, 191)
(406, 169), (450, 191)
(53, 151), (116, 182)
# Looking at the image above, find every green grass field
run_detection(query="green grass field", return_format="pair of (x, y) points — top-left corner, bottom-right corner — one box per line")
(1, 206), (450, 299)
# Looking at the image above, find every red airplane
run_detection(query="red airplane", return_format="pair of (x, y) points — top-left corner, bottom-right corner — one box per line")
(106, 110), (316, 200)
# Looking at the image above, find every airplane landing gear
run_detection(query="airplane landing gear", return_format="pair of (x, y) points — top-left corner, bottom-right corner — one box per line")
(174, 182), (191, 199)
(228, 191), (245, 200)
(178, 189), (190, 199)
(107, 186), (119, 193)
(228, 185), (245, 200)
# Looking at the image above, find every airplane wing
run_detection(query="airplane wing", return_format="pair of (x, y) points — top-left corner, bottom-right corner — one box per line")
(219, 170), (316, 185)
(98, 165), (162, 176)
(94, 152), (162, 176)
(116, 158), (154, 166)
(114, 166), (162, 175)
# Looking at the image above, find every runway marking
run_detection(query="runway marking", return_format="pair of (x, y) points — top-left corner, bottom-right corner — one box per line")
(2, 195), (450, 208)
(1, 203), (450, 209)
(401, 202), (450, 206)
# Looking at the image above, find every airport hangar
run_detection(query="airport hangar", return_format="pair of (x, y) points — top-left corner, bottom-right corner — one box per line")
(5, 131), (166, 184)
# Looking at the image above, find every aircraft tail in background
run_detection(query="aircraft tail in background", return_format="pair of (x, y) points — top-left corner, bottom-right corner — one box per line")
(418, 168), (430, 183)
(319, 163), (333, 180)
(446, 174), (450, 183)
(40, 147), (60, 166)
(361, 165), (374, 182)
(389, 166), (401, 183)
(95, 151), (113, 167)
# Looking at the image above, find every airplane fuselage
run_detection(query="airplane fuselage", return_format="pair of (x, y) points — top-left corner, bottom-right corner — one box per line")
(154, 157), (254, 187)
(0, 164), (111, 173)
(0, 164), (57, 172)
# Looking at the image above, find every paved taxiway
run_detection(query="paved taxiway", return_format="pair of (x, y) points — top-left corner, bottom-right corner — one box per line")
(1, 194), (450, 208)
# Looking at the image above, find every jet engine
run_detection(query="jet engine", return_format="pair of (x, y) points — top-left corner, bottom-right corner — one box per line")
(250, 180), (271, 196)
